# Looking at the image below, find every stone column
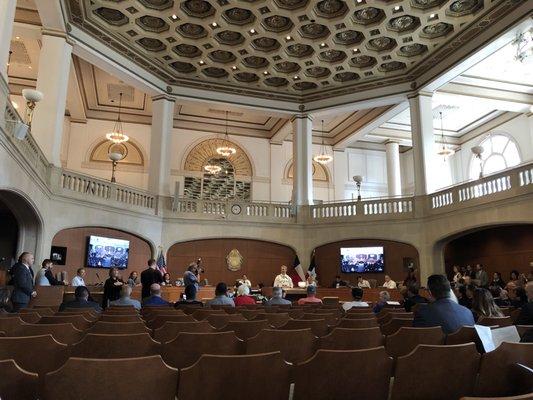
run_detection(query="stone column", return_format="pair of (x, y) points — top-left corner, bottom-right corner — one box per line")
(148, 95), (175, 196)
(409, 92), (436, 195)
(291, 114), (314, 206)
(0, 0), (16, 80)
(385, 140), (402, 197)
(31, 31), (72, 166)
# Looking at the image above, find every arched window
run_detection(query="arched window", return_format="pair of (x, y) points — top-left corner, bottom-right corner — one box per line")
(469, 134), (520, 180)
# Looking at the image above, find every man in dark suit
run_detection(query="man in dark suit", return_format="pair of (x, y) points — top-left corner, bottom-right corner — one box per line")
(140, 259), (163, 300)
(413, 274), (474, 334)
(59, 286), (102, 312)
(10, 252), (37, 311)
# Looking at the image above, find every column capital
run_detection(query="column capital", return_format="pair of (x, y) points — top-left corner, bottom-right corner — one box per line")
(384, 139), (401, 145)
(40, 28), (75, 46)
(151, 94), (176, 103)
(407, 90), (434, 100)
(290, 113), (314, 123)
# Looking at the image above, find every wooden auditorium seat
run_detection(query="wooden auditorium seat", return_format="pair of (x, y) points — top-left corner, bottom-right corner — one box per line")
(88, 321), (150, 335)
(38, 315), (94, 331)
(55, 311), (98, 323)
(42, 355), (178, 400)
(391, 343), (480, 400)
(22, 307), (54, 316)
(0, 312), (41, 324)
(293, 348), (392, 400)
(14, 323), (84, 345)
(343, 312), (376, 319)
(239, 309), (261, 320)
(475, 342), (533, 397)
(445, 326), (478, 345)
(279, 319), (329, 337)
(99, 314), (143, 323)
(153, 321), (215, 343)
(218, 319), (270, 340)
(161, 331), (245, 369)
(516, 325), (533, 339)
(320, 327), (384, 351)
(301, 313), (340, 326)
(0, 359), (38, 400)
(174, 304), (203, 313)
(380, 318), (413, 336)
(0, 334), (69, 376)
(191, 309), (226, 321)
(378, 312), (413, 325)
(104, 306), (138, 314)
(70, 333), (161, 358)
(477, 316), (513, 327)
(253, 312), (291, 328)
(287, 309), (306, 319)
(461, 394), (533, 400)
(147, 314), (195, 330)
(345, 307), (373, 314)
(338, 318), (378, 329)
(246, 328), (318, 364)
(60, 308), (99, 317)
(207, 313), (247, 329)
(385, 327), (445, 358)
(178, 352), (290, 400)
(0, 331), (4, 337)
(0, 317), (26, 335)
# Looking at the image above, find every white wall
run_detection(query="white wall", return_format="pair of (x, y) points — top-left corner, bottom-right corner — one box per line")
(343, 148), (388, 199)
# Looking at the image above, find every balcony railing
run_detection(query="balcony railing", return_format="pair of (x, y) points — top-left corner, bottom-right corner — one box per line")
(310, 197), (414, 221)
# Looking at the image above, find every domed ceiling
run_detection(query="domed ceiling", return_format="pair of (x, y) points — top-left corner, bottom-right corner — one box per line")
(64, 0), (520, 103)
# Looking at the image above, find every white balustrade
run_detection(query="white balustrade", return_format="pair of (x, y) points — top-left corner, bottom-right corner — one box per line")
(311, 198), (413, 220)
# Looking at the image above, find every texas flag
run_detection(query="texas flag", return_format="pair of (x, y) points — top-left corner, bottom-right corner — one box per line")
(308, 250), (317, 278)
(289, 255), (306, 286)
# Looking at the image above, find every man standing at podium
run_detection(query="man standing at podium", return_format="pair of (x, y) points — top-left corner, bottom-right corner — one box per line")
(140, 259), (163, 300)
(274, 265), (293, 288)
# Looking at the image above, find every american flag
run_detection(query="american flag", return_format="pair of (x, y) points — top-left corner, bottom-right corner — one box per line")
(156, 248), (167, 275)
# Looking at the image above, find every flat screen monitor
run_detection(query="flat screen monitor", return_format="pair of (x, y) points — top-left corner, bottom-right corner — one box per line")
(86, 235), (130, 269)
(340, 246), (384, 273)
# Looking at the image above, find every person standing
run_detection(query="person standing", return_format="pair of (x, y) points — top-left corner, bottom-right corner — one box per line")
(273, 265), (294, 288)
(475, 264), (489, 288)
(140, 259), (163, 299)
(102, 267), (123, 309)
(183, 264), (199, 290)
(10, 252), (37, 311)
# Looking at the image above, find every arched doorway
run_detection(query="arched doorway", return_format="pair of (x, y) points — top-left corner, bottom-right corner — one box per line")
(0, 190), (42, 283)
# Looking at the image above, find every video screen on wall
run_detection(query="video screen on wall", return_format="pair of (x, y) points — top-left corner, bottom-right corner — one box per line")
(86, 235), (130, 269)
(340, 246), (384, 273)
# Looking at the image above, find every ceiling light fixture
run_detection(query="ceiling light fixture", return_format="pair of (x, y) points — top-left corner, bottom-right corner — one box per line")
(429, 13), (436, 18)
(204, 164), (222, 175)
(263, 71), (269, 75)
(286, 36), (291, 40)
(232, 66), (237, 70)
(320, 43), (326, 47)
(436, 111), (454, 160)
(216, 110), (237, 157)
(313, 119), (333, 165)
(199, 60), (205, 65)
(211, 22), (218, 27)
(105, 92), (129, 144)
(171, 14), (178, 20)
(394, 5), (401, 10)
(249, 28), (256, 34)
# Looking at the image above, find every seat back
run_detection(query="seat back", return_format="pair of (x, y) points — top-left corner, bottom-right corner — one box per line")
(475, 342), (533, 397)
(345, 307), (373, 314)
(0, 359), (38, 400)
(15, 323), (84, 345)
(338, 318), (378, 329)
(477, 316), (513, 327)
(207, 313), (246, 329)
(161, 331), (245, 369)
(148, 314), (195, 330)
(380, 318), (413, 336)
(386, 327), (445, 358)
(0, 316), (26, 335)
(301, 313), (340, 326)
(219, 320), (270, 340)
(344, 313), (376, 319)
(279, 319), (329, 337)
(100, 315), (143, 323)
(153, 321), (215, 343)
(178, 352), (290, 400)
(71, 333), (160, 358)
(0, 312), (41, 324)
(378, 312), (413, 325)
(239, 309), (261, 320)
(0, 334), (69, 375)
(88, 321), (150, 335)
(104, 306), (138, 314)
(38, 315), (93, 330)
(191, 309), (226, 321)
(42, 355), (178, 400)
(391, 344), (480, 400)
(247, 329), (318, 364)
(293, 348), (392, 400)
(21, 307), (54, 316)
(253, 313), (291, 328)
(320, 327), (384, 350)
(445, 326), (477, 345)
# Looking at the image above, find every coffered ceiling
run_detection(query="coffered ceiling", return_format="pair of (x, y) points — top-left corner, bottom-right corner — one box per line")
(62, 0), (518, 102)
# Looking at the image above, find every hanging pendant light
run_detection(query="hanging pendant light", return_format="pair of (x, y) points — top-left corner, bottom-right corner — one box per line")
(106, 92), (129, 144)
(436, 111), (454, 159)
(216, 111), (236, 157)
(313, 119), (333, 165)
(204, 164), (222, 174)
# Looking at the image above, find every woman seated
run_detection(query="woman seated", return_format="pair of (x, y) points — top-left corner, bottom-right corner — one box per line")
(471, 288), (503, 322)
(305, 275), (318, 287)
(161, 272), (173, 286)
(489, 272), (505, 289)
(127, 271), (140, 287)
(233, 284), (256, 306)
(382, 275), (397, 289)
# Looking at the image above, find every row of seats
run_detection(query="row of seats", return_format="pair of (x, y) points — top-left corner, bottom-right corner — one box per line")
(2, 342), (532, 400)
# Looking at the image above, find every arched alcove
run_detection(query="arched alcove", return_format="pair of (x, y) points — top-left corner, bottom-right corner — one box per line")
(84, 138), (147, 172)
(285, 160), (330, 183)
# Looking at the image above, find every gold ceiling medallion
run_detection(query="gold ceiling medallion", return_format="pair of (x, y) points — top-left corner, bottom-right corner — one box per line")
(216, 111), (237, 157)
(226, 249), (243, 272)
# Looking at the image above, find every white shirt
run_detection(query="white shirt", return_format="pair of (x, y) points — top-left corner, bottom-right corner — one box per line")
(71, 276), (85, 287)
(35, 268), (50, 286)
(342, 301), (370, 311)
(382, 280), (397, 289)
(274, 273), (293, 288)
(358, 280), (370, 288)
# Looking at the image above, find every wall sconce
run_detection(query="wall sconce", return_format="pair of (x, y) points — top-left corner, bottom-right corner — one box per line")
(353, 175), (363, 201)
(21, 88), (43, 127)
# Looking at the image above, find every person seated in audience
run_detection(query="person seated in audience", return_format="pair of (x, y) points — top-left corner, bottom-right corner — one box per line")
(382, 275), (397, 289)
(457, 284), (474, 309)
(463, 275), (472, 286)
(331, 275), (347, 288)
(273, 265), (294, 288)
(402, 268), (417, 288)
(474, 264), (489, 287)
(516, 281), (533, 326)
(373, 291), (390, 314)
(505, 270), (522, 290)
(490, 272), (505, 289)
(174, 284), (203, 308)
(59, 286), (102, 312)
(161, 272), (173, 286)
(265, 286), (291, 306)
(234, 284), (256, 306)
(297, 285), (322, 305)
(451, 266), (462, 286)
(142, 283), (169, 307)
(305, 275), (318, 287)
(109, 285), (141, 310)
(357, 275), (371, 289)
(0, 287), (13, 313)
(465, 265), (475, 279)
(489, 286), (511, 308)
(71, 267), (86, 287)
(342, 287), (369, 311)
(127, 271), (140, 287)
(471, 287), (504, 322)
(238, 274), (252, 288)
(35, 259), (66, 286)
(413, 274), (474, 334)
(509, 286), (528, 309)
(403, 284), (428, 312)
(206, 282), (235, 307)
(102, 267), (124, 309)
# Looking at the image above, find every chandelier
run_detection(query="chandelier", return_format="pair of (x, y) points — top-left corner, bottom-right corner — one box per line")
(204, 164), (222, 175)
(313, 119), (333, 165)
(216, 111), (236, 157)
(106, 92), (129, 144)
(436, 111), (454, 159)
